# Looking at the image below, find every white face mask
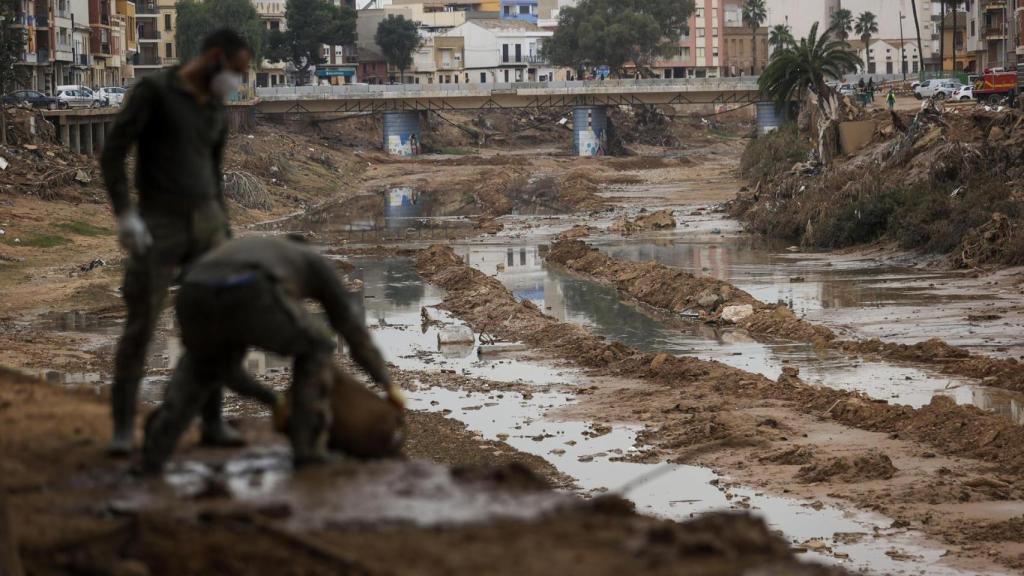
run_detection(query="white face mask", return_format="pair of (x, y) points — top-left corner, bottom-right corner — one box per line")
(211, 69), (243, 99)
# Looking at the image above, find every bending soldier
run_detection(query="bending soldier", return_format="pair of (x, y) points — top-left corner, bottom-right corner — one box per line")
(142, 236), (399, 472)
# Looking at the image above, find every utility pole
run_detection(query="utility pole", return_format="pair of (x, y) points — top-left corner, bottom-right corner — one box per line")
(900, 11), (907, 80)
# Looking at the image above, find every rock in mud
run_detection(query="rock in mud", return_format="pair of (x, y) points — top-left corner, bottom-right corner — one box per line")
(721, 304), (754, 323)
(608, 209), (676, 235)
(796, 451), (897, 484)
(438, 325), (475, 345)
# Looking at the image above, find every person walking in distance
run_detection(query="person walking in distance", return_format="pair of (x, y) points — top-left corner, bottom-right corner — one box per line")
(886, 87), (897, 111)
(101, 29), (252, 455)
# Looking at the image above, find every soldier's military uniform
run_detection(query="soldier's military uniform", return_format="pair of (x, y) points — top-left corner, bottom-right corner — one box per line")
(142, 237), (392, 472)
(101, 68), (234, 453)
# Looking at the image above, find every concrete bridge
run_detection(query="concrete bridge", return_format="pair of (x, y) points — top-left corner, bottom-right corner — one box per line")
(41, 103), (257, 156)
(256, 78), (763, 156)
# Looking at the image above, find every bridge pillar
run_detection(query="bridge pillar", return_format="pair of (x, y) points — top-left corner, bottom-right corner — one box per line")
(572, 106), (608, 157)
(382, 111), (421, 157)
(81, 123), (94, 156)
(68, 121), (80, 155)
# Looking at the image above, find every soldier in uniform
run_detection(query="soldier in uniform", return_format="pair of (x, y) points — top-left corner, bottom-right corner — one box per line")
(141, 236), (400, 473)
(101, 29), (252, 455)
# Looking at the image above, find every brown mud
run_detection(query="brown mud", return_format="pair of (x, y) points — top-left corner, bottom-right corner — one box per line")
(415, 243), (1024, 569)
(547, 239), (1024, 393)
(0, 368), (842, 576)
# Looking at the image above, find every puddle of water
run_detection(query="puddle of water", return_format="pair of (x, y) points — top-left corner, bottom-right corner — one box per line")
(437, 245), (1024, 423)
(147, 446), (573, 529)
(405, 386), (997, 575)
(356, 257), (569, 385)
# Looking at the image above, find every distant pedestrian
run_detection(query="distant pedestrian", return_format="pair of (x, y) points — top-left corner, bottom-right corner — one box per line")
(886, 88), (896, 110)
(858, 78), (866, 91)
(867, 77), (875, 101)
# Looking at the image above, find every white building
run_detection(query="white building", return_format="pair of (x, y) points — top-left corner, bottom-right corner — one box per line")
(839, 0), (935, 62)
(440, 19), (558, 83)
(763, 0), (841, 42)
(852, 37), (922, 75)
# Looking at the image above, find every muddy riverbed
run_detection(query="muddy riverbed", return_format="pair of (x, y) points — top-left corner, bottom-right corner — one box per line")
(5, 130), (1024, 574)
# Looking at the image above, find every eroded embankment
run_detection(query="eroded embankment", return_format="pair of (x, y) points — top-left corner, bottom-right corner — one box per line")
(417, 244), (1024, 475)
(546, 239), (1024, 393)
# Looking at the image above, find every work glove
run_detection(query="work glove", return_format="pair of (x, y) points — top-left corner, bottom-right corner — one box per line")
(117, 211), (152, 255)
(385, 382), (405, 411)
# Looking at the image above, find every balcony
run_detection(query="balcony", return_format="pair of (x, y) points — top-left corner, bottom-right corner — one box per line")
(135, 1), (158, 14)
(134, 52), (161, 66)
(75, 53), (91, 66)
(984, 25), (1007, 40)
(36, 49), (49, 62)
(525, 54), (547, 64)
(984, 0), (1007, 11)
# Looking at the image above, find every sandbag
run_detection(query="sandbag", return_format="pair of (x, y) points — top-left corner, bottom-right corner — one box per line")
(325, 364), (405, 459)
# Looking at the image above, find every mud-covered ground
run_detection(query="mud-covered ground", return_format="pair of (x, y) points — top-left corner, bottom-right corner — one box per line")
(3, 106), (1024, 574)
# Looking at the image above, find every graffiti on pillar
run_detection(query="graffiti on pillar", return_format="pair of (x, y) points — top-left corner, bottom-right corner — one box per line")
(577, 129), (607, 156)
(387, 133), (421, 157)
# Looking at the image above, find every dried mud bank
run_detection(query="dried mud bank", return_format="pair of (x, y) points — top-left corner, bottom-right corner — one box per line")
(546, 239), (1024, 393)
(415, 244), (1024, 476)
(0, 369), (842, 576)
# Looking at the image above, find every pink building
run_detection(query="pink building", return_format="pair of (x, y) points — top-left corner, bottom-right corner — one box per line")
(654, 0), (725, 78)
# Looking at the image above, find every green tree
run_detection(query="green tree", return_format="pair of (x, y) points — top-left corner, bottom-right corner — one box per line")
(375, 15), (420, 84)
(768, 24), (793, 54)
(0, 0), (29, 144)
(266, 0), (357, 85)
(829, 8), (853, 40)
(759, 22), (861, 164)
(174, 0), (264, 62)
(741, 0), (767, 74)
(542, 0), (695, 77)
(854, 11), (878, 70)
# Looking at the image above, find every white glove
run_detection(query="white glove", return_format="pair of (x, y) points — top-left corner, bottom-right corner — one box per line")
(117, 211), (153, 255)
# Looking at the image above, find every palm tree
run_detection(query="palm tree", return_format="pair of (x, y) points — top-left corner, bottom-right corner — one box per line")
(768, 24), (794, 53)
(742, 0), (767, 74)
(830, 8), (854, 40)
(759, 22), (861, 164)
(910, 0), (924, 79)
(854, 12), (878, 72)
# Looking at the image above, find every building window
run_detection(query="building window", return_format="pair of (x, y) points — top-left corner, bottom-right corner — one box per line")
(165, 42), (172, 58)
(696, 46), (705, 59)
(696, 7), (703, 18)
(697, 28), (705, 38)
(164, 14), (171, 30)
(480, 72), (486, 82)
(712, 27), (718, 38)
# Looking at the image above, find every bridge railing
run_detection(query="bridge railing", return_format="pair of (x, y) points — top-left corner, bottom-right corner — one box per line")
(255, 77), (762, 101)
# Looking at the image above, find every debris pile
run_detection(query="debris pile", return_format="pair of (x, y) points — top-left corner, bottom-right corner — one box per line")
(608, 209), (676, 235)
(732, 105), (1024, 267)
(0, 108), (101, 201)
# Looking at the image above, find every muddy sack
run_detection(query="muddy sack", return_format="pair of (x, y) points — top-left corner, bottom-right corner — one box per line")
(326, 364), (405, 459)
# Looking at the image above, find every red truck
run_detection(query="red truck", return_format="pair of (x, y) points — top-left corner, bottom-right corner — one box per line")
(973, 68), (1018, 104)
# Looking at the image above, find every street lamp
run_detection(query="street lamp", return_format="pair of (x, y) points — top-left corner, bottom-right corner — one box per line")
(899, 11), (907, 81)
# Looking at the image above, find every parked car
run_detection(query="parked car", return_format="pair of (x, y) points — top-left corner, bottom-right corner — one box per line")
(56, 85), (104, 107)
(96, 86), (126, 106)
(56, 88), (104, 108)
(953, 85), (974, 100)
(2, 89), (64, 110)
(913, 79), (961, 100)
(838, 83), (857, 97)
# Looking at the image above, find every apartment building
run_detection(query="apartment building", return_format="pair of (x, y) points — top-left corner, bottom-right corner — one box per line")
(963, 0), (1019, 70)
(536, 0), (575, 28)
(499, 0), (537, 23)
(721, 0), (768, 76)
(440, 18), (556, 83)
(253, 0), (288, 86)
(655, 0), (725, 79)
(761, 0), (839, 42)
